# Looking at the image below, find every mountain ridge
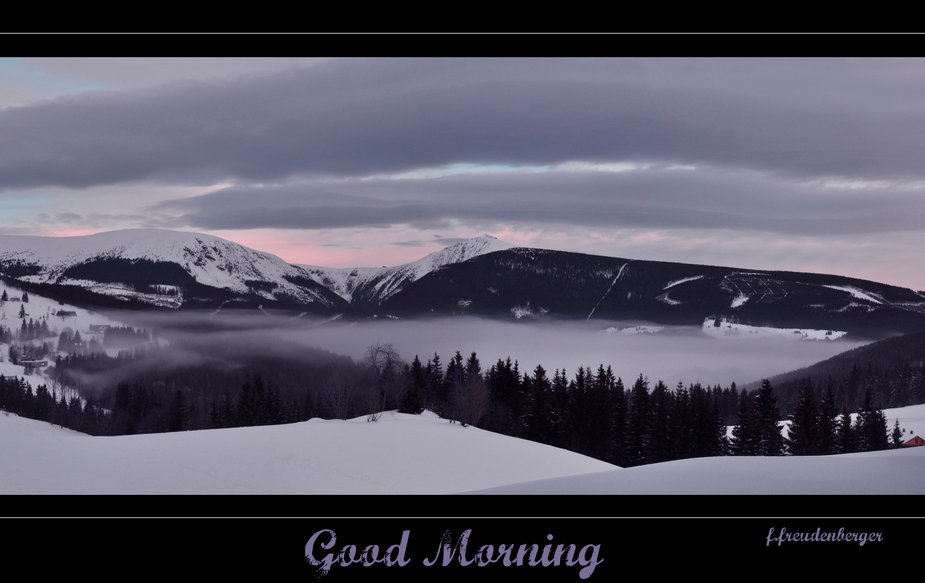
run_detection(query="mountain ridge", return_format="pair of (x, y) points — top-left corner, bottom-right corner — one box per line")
(296, 234), (516, 307)
(2, 228), (924, 338)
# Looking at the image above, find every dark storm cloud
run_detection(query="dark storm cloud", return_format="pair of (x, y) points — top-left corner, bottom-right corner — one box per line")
(4, 58), (925, 190)
(152, 166), (925, 236)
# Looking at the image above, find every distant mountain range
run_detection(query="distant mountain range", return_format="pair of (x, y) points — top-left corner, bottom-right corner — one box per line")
(2, 229), (924, 338)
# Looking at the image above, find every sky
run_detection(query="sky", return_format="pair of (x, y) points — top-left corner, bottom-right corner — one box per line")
(3, 57), (925, 290)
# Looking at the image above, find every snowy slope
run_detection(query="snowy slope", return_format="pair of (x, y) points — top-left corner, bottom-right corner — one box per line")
(0, 229), (341, 308)
(468, 401), (925, 494)
(467, 446), (925, 494)
(299, 235), (517, 305)
(0, 410), (613, 494)
(3, 402), (925, 495)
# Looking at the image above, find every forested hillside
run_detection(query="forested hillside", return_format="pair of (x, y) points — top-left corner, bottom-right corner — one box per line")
(3, 329), (913, 470)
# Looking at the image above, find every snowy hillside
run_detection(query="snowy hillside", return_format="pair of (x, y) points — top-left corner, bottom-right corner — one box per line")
(376, 246), (925, 336)
(299, 235), (517, 306)
(469, 402), (925, 494)
(0, 282), (132, 372)
(0, 410), (613, 494)
(3, 403), (924, 495)
(467, 445), (925, 494)
(702, 317), (848, 341)
(0, 229), (342, 308)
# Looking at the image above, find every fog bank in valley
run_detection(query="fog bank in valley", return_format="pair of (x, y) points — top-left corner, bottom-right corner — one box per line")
(281, 316), (868, 388)
(109, 310), (869, 389)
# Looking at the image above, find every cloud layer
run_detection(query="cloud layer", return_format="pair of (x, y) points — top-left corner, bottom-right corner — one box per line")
(2, 57), (925, 288)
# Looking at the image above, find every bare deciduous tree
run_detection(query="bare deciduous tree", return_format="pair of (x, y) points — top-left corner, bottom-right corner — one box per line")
(323, 368), (357, 420)
(455, 374), (489, 427)
(363, 342), (406, 422)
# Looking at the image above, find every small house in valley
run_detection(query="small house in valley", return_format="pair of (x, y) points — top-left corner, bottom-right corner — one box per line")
(902, 436), (925, 447)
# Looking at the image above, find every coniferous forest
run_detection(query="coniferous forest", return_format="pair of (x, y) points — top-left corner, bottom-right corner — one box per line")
(3, 327), (917, 469)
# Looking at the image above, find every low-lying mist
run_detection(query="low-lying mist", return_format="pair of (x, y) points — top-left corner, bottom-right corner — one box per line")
(109, 309), (871, 389)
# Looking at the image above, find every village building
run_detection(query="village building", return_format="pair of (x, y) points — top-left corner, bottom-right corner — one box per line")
(902, 436), (925, 447)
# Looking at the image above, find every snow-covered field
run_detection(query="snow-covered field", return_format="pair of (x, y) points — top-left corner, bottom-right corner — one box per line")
(3, 403), (924, 495)
(601, 325), (665, 335)
(702, 317), (848, 341)
(0, 410), (615, 494)
(469, 446), (925, 494)
(471, 403), (925, 495)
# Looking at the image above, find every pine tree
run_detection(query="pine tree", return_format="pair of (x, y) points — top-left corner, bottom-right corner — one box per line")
(667, 382), (692, 461)
(425, 353), (444, 412)
(566, 366), (590, 453)
(220, 389), (236, 427)
(754, 380), (784, 456)
(169, 387), (189, 432)
(551, 368), (570, 447)
(625, 375), (651, 466)
(688, 383), (724, 458)
(400, 355), (427, 414)
(34, 384), (53, 423)
(457, 353), (488, 427)
(237, 374), (268, 427)
(890, 419), (904, 449)
(731, 389), (757, 456)
(645, 380), (672, 463)
(856, 388), (889, 452)
(266, 381), (284, 425)
(440, 351), (466, 420)
(523, 365), (554, 444)
(786, 385), (820, 455)
(585, 366), (614, 460)
(609, 377), (627, 467)
(818, 386), (838, 455)
(836, 405), (856, 454)
(81, 399), (99, 436)
(486, 357), (520, 435)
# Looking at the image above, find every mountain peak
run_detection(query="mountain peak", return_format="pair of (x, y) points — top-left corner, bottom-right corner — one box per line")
(297, 235), (518, 305)
(424, 235), (517, 266)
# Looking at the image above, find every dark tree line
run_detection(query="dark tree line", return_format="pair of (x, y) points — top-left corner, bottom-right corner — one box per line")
(782, 384), (893, 455)
(103, 326), (151, 349)
(2, 335), (902, 468)
(403, 353), (732, 467)
(0, 374), (104, 435)
(51, 343), (359, 435)
(755, 329), (925, 415)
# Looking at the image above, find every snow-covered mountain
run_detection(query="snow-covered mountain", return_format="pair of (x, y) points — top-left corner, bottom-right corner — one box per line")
(298, 235), (517, 307)
(0, 229), (346, 310)
(378, 247), (925, 338)
(3, 228), (925, 338)
(0, 230), (516, 313)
